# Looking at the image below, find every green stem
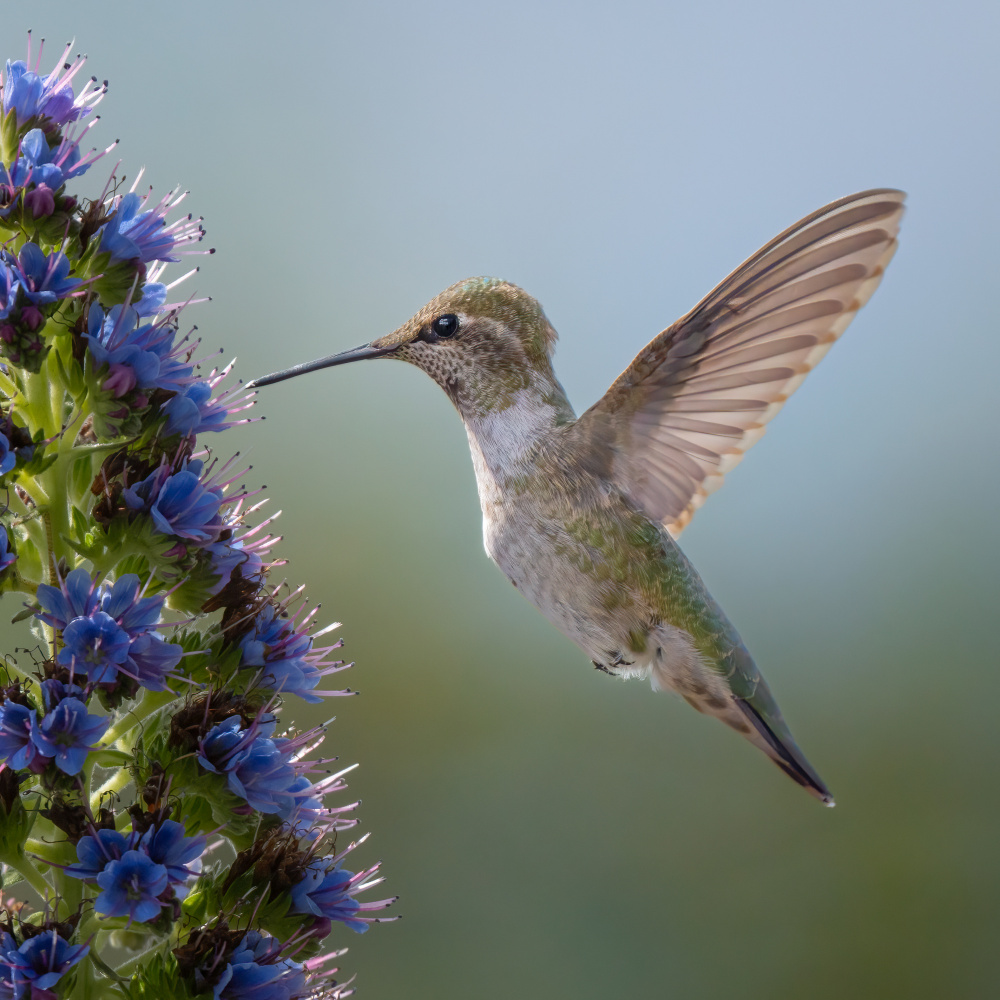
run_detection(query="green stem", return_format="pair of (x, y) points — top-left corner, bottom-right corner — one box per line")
(24, 839), (66, 864)
(90, 767), (134, 814)
(103, 689), (175, 748)
(90, 689), (174, 813)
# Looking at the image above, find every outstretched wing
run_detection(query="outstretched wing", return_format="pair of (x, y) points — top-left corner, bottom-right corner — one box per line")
(569, 189), (906, 536)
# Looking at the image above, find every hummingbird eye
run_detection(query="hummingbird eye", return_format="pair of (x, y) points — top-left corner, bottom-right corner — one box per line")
(430, 314), (460, 340)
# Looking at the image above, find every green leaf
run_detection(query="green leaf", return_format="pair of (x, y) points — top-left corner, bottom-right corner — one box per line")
(70, 503), (91, 542)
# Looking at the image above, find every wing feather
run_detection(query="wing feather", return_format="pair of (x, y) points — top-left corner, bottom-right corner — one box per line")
(567, 189), (905, 536)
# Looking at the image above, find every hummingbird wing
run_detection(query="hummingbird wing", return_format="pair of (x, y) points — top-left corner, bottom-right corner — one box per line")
(570, 189), (905, 536)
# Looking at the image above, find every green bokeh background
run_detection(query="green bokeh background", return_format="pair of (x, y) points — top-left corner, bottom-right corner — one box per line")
(4, 1), (999, 996)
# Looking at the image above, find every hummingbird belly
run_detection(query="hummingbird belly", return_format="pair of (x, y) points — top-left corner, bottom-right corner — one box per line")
(480, 487), (739, 710)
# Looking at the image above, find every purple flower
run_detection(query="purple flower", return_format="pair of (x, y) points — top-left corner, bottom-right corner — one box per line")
(124, 632), (183, 692)
(0, 526), (15, 572)
(39, 678), (87, 711)
(29, 698), (108, 774)
(99, 574), (163, 635)
(212, 931), (305, 1000)
(290, 863), (365, 932)
(1, 41), (104, 128)
(122, 460), (225, 543)
(0, 702), (39, 771)
(23, 183), (54, 218)
(95, 850), (168, 923)
(98, 190), (206, 265)
(0, 929), (89, 998)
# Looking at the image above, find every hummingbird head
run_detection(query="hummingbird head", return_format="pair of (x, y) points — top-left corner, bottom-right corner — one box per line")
(249, 277), (570, 422)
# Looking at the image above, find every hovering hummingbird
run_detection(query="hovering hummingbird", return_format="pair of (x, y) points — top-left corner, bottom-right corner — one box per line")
(248, 189), (905, 804)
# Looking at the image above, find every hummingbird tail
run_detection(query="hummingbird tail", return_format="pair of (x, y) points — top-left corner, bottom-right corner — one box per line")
(734, 697), (835, 806)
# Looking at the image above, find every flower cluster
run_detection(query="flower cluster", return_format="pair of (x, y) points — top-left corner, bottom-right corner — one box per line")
(34, 569), (184, 695)
(0, 242), (85, 371)
(64, 815), (206, 922)
(0, 683), (108, 775)
(0, 37), (391, 1000)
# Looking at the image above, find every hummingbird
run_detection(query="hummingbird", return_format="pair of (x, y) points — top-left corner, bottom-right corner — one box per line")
(248, 189), (905, 805)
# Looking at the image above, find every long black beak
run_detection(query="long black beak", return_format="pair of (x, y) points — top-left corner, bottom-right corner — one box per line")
(245, 342), (396, 389)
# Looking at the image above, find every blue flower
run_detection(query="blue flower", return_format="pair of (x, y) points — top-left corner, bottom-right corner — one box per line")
(212, 931), (305, 1000)
(97, 575), (184, 690)
(84, 303), (193, 398)
(1, 43), (104, 128)
(99, 574), (163, 635)
(134, 281), (167, 317)
(98, 190), (205, 265)
(0, 263), (16, 322)
(137, 820), (206, 886)
(59, 611), (131, 683)
(227, 739), (299, 817)
(28, 697), (108, 774)
(63, 827), (129, 881)
(94, 850), (168, 923)
(65, 820), (204, 903)
(0, 128), (90, 196)
(162, 381), (232, 437)
(36, 568), (99, 628)
(195, 715), (251, 770)
(197, 717), (306, 819)
(290, 863), (366, 932)
(239, 604), (348, 704)
(0, 526), (14, 573)
(0, 702), (39, 771)
(9, 243), (83, 305)
(0, 433), (13, 476)
(122, 460), (225, 543)
(205, 537), (265, 596)
(0, 929), (89, 998)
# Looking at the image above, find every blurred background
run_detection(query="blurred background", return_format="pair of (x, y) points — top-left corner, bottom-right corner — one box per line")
(4, 1), (999, 996)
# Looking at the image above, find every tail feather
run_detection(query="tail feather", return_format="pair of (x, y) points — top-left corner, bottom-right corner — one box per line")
(735, 697), (835, 806)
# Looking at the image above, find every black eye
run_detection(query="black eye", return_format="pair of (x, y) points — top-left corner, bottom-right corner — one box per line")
(430, 314), (459, 339)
